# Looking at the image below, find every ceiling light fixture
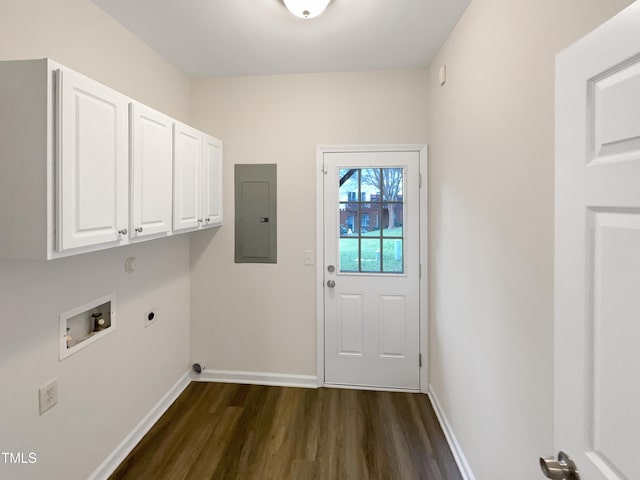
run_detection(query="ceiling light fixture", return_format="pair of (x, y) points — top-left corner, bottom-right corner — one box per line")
(283, 0), (331, 19)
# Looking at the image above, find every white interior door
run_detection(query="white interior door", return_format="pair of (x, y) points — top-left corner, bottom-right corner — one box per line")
(553, 2), (640, 478)
(323, 149), (421, 390)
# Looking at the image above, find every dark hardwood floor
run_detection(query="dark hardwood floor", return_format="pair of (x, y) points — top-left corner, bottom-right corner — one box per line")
(110, 383), (462, 480)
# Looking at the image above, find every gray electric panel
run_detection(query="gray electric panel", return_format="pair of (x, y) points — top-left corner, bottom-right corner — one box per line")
(235, 164), (277, 263)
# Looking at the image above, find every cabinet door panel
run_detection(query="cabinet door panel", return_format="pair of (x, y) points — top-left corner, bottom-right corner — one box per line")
(202, 135), (223, 227)
(173, 123), (201, 231)
(57, 69), (128, 251)
(130, 103), (172, 238)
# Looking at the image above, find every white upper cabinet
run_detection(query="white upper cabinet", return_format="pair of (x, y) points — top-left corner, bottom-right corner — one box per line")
(202, 134), (224, 227)
(130, 103), (173, 239)
(173, 122), (202, 232)
(56, 68), (129, 251)
(173, 124), (224, 232)
(0, 58), (223, 260)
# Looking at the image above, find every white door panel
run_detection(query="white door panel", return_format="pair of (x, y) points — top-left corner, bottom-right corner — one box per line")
(130, 103), (173, 238)
(336, 293), (364, 355)
(323, 149), (420, 390)
(57, 69), (128, 251)
(553, 3), (640, 478)
(590, 211), (640, 479)
(379, 294), (408, 357)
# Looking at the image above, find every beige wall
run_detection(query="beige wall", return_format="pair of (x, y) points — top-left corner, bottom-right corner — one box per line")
(0, 0), (190, 122)
(427, 0), (634, 478)
(0, 1), (192, 479)
(189, 70), (429, 375)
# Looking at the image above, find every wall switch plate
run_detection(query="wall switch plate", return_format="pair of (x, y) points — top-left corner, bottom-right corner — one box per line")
(304, 250), (314, 265)
(39, 379), (58, 415)
(144, 308), (157, 327)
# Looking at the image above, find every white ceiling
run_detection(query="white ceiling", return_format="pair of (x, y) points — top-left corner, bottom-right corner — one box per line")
(91, 0), (470, 77)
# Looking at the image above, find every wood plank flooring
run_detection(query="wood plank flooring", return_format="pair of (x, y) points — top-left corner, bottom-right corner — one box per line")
(110, 383), (462, 480)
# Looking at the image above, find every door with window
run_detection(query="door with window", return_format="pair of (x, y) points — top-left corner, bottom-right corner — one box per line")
(322, 148), (421, 390)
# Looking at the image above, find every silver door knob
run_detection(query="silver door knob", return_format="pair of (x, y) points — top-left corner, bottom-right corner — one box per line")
(540, 451), (580, 480)
(135, 227), (143, 233)
(327, 280), (335, 288)
(118, 228), (127, 235)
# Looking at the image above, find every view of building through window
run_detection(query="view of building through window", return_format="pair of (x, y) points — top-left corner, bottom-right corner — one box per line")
(338, 168), (404, 273)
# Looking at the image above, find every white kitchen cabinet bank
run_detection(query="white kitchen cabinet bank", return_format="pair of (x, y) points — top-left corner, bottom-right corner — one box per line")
(0, 59), (223, 260)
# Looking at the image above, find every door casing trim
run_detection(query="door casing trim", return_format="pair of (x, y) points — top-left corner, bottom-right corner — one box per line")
(315, 144), (429, 393)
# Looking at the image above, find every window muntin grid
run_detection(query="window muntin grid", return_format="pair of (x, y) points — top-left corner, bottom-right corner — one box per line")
(338, 167), (404, 274)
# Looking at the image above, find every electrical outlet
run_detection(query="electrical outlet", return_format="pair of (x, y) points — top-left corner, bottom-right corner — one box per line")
(39, 379), (58, 415)
(144, 307), (158, 327)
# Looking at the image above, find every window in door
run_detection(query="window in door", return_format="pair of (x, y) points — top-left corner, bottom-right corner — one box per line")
(338, 167), (404, 274)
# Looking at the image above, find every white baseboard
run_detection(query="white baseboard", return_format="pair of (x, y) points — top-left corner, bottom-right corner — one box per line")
(193, 369), (318, 389)
(428, 385), (476, 480)
(87, 371), (191, 480)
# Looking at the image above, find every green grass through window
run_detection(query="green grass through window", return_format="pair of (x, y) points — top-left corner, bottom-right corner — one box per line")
(340, 227), (403, 273)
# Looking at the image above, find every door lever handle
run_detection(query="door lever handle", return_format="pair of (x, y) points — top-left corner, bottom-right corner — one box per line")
(539, 451), (580, 480)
